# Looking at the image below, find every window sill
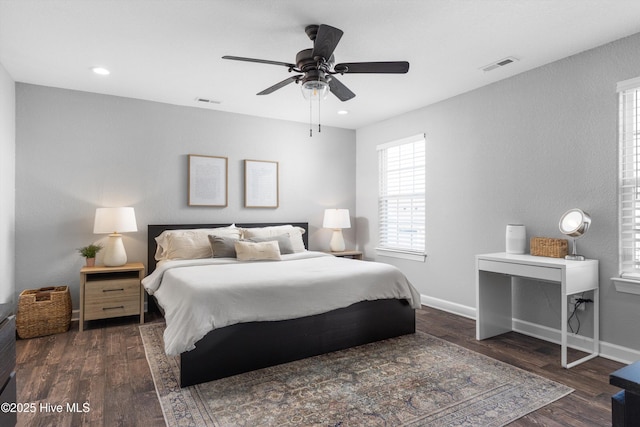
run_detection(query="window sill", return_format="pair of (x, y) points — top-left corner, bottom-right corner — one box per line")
(611, 277), (640, 295)
(375, 248), (427, 262)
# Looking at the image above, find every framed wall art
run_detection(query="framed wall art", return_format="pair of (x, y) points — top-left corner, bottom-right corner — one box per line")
(244, 159), (279, 208)
(188, 154), (228, 207)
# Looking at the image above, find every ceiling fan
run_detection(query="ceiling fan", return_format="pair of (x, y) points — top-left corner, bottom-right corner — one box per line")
(222, 24), (409, 102)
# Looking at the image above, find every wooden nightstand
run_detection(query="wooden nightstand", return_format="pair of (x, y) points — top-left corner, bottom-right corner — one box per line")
(79, 262), (145, 332)
(328, 250), (363, 260)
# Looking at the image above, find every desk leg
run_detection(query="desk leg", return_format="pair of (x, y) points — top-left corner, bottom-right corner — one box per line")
(565, 288), (600, 368)
(594, 287), (600, 356)
(477, 270), (512, 340)
(561, 291), (568, 367)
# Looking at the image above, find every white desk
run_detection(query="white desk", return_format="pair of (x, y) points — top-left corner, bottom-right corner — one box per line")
(476, 252), (599, 368)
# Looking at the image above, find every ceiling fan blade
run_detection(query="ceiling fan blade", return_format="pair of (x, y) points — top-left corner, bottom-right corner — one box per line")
(222, 55), (296, 69)
(311, 24), (343, 60)
(328, 76), (355, 101)
(257, 76), (301, 95)
(334, 61), (410, 74)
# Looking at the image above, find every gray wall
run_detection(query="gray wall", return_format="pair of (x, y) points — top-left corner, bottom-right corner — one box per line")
(15, 84), (356, 309)
(356, 32), (640, 352)
(0, 62), (15, 313)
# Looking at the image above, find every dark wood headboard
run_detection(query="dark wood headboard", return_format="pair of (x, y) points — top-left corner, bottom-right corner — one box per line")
(147, 222), (309, 274)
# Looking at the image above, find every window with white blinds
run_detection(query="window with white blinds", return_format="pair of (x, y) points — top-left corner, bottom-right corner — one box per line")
(618, 76), (640, 279)
(376, 134), (426, 260)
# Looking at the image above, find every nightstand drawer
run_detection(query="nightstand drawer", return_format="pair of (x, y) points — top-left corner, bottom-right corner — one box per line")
(84, 278), (140, 320)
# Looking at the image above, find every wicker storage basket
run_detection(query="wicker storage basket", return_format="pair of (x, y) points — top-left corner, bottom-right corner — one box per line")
(17, 286), (71, 339)
(530, 237), (568, 258)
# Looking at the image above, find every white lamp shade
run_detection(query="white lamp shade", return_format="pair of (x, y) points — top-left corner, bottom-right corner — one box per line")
(323, 209), (351, 229)
(93, 207), (138, 234)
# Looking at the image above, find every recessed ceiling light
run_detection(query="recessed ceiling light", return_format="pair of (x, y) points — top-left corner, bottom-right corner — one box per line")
(337, 110), (349, 115)
(91, 67), (110, 76)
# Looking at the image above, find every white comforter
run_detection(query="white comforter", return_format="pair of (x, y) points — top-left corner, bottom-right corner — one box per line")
(142, 251), (421, 356)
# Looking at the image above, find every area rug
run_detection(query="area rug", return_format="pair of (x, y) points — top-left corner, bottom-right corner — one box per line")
(140, 323), (572, 427)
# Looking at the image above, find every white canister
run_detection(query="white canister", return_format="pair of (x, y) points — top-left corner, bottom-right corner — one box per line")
(506, 224), (526, 254)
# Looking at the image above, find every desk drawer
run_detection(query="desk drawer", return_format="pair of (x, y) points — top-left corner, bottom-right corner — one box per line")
(85, 278), (140, 320)
(478, 259), (561, 282)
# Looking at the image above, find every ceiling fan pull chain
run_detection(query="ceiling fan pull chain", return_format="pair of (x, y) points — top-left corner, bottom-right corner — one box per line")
(318, 95), (322, 133)
(309, 96), (313, 137)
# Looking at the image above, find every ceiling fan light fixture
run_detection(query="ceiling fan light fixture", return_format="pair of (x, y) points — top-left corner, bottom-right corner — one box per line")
(301, 79), (329, 100)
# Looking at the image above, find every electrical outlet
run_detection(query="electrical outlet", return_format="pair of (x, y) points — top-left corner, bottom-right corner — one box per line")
(569, 295), (586, 311)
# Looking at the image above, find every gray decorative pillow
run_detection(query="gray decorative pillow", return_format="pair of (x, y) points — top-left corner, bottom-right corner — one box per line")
(246, 233), (294, 254)
(208, 235), (239, 258)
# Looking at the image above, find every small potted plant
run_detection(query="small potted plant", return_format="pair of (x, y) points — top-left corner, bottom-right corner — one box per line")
(77, 243), (103, 267)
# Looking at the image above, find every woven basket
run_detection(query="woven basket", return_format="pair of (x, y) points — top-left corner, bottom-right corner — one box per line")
(17, 286), (71, 339)
(530, 237), (568, 258)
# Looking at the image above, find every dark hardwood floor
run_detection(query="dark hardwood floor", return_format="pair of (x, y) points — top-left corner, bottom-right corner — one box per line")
(15, 306), (623, 426)
(15, 314), (165, 427)
(416, 307), (623, 426)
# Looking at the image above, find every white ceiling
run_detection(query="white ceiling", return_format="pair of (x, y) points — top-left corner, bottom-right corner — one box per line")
(2, 0), (640, 129)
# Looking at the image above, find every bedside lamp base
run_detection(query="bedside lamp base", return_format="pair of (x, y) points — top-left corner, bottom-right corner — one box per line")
(329, 229), (346, 252)
(103, 233), (128, 266)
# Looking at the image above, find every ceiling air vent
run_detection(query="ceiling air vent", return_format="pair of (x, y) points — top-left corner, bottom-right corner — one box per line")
(195, 97), (222, 105)
(480, 56), (519, 72)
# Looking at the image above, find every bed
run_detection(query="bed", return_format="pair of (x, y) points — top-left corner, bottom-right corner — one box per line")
(144, 222), (420, 387)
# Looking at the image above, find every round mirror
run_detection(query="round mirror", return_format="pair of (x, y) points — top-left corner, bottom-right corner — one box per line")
(559, 208), (591, 237)
(559, 208), (591, 260)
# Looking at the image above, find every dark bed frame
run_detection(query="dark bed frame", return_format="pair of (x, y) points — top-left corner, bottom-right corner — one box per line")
(147, 222), (416, 387)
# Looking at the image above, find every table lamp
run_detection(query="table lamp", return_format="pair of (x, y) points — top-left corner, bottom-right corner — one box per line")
(559, 208), (591, 261)
(93, 207), (138, 266)
(323, 208), (351, 252)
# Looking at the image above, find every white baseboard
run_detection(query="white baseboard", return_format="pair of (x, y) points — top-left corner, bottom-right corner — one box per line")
(420, 295), (476, 320)
(421, 294), (640, 365)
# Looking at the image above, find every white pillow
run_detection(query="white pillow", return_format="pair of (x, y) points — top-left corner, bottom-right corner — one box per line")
(234, 240), (281, 261)
(241, 225), (306, 253)
(155, 226), (241, 261)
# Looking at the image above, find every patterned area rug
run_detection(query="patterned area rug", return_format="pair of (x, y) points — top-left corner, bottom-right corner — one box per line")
(140, 323), (572, 427)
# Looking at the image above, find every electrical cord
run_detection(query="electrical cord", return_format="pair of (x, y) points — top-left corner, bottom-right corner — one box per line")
(568, 299), (583, 334)
(567, 292), (593, 334)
